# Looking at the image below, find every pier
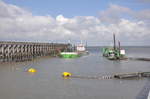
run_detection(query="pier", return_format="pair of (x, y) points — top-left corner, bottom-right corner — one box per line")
(0, 41), (70, 62)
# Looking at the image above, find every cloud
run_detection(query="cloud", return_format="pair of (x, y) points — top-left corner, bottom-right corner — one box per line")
(138, 0), (150, 3)
(0, 1), (149, 45)
(99, 4), (150, 24)
(0, 1), (31, 18)
(135, 9), (150, 23)
(100, 4), (132, 23)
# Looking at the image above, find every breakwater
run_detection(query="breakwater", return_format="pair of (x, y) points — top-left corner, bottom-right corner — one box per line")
(0, 41), (70, 62)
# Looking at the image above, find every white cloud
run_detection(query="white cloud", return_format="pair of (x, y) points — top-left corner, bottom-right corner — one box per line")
(135, 9), (150, 23)
(56, 15), (69, 25)
(0, 1), (149, 45)
(99, 4), (150, 24)
(0, 1), (31, 18)
(99, 4), (132, 23)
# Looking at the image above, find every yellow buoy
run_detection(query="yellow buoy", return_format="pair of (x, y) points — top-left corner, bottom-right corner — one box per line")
(28, 68), (37, 73)
(62, 72), (72, 77)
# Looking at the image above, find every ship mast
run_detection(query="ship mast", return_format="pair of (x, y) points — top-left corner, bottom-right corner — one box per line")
(113, 33), (116, 50)
(118, 41), (121, 56)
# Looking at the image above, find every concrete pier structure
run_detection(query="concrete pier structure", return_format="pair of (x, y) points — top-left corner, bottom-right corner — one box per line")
(0, 41), (69, 62)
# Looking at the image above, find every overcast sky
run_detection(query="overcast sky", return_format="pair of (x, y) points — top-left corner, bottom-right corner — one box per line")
(0, 0), (150, 46)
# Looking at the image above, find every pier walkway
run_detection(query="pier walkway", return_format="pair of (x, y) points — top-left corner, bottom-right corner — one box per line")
(0, 41), (69, 62)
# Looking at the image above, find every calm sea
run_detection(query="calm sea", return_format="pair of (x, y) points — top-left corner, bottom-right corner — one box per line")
(0, 46), (150, 99)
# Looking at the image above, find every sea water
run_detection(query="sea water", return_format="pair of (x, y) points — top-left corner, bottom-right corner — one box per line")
(0, 46), (149, 99)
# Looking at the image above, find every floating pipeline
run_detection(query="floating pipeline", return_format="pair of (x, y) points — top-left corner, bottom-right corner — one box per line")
(62, 72), (113, 80)
(111, 72), (150, 79)
(114, 73), (142, 79)
(103, 56), (150, 61)
(128, 57), (150, 61)
(70, 75), (113, 80)
(62, 72), (150, 80)
(63, 75), (113, 80)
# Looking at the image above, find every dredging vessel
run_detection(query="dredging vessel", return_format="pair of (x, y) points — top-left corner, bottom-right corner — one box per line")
(102, 34), (126, 60)
(60, 52), (80, 58)
(60, 42), (88, 58)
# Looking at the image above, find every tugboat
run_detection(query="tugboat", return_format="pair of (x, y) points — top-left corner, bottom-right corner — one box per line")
(102, 34), (126, 60)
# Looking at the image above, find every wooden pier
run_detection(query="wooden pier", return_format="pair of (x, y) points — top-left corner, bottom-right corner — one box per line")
(0, 41), (70, 62)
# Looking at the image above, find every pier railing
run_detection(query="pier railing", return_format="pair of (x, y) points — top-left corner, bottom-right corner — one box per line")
(0, 41), (70, 62)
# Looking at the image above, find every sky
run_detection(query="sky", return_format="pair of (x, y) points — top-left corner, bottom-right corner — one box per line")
(0, 0), (150, 46)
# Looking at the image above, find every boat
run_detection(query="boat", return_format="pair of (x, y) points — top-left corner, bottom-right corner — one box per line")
(76, 43), (89, 55)
(103, 47), (126, 60)
(59, 44), (80, 58)
(60, 52), (80, 58)
(102, 34), (126, 60)
(59, 42), (88, 58)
